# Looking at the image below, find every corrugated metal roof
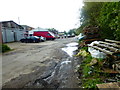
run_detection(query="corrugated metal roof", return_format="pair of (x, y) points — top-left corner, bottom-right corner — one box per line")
(1, 20), (24, 29)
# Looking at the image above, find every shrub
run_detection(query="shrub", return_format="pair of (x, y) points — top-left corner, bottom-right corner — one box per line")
(1, 44), (11, 53)
(82, 78), (101, 88)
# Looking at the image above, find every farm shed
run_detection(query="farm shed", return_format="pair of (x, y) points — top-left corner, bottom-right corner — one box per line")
(1, 21), (25, 43)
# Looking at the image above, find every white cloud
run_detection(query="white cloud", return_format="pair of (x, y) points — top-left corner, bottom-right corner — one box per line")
(0, 0), (83, 31)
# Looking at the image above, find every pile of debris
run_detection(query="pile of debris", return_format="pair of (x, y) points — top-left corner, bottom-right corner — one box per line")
(88, 39), (120, 89)
(81, 25), (102, 46)
(88, 39), (120, 73)
(77, 37), (120, 89)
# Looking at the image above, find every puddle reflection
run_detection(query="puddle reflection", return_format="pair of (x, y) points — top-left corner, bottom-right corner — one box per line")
(62, 42), (78, 57)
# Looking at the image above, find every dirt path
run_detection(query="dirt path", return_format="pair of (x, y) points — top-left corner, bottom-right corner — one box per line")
(2, 37), (81, 88)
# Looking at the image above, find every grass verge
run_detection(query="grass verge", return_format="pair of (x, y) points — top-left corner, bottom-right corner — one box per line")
(0, 44), (11, 53)
(77, 47), (109, 89)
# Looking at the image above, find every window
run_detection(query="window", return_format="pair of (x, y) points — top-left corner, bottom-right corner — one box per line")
(48, 33), (51, 36)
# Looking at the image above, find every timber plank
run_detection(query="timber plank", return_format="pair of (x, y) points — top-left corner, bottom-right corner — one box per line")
(102, 68), (119, 74)
(90, 45), (114, 55)
(99, 41), (120, 48)
(105, 39), (120, 44)
(94, 43), (120, 53)
(96, 82), (120, 90)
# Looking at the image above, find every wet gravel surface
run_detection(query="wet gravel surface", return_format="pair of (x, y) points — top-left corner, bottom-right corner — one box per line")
(23, 56), (81, 89)
(2, 37), (82, 89)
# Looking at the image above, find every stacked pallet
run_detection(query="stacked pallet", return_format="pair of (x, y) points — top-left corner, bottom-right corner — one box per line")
(88, 39), (120, 73)
(89, 39), (120, 55)
(88, 39), (120, 89)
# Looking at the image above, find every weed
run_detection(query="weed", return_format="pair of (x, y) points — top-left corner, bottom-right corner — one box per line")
(82, 78), (102, 88)
(1, 44), (11, 53)
(82, 65), (92, 77)
(81, 47), (88, 52)
(82, 55), (92, 64)
(77, 52), (105, 88)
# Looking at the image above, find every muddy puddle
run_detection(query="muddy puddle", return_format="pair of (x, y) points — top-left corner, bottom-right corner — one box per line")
(62, 42), (78, 57)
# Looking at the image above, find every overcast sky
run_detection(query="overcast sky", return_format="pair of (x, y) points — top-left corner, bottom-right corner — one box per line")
(0, 0), (83, 32)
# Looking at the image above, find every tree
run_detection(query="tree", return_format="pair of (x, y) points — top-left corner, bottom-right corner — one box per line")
(80, 2), (103, 26)
(77, 2), (120, 40)
(64, 31), (68, 35)
(48, 28), (58, 34)
(68, 29), (76, 36)
(98, 2), (120, 40)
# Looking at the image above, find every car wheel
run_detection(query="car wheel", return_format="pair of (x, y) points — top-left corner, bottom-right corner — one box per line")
(35, 40), (39, 43)
(24, 39), (28, 43)
(29, 39), (33, 43)
(20, 39), (24, 43)
(52, 38), (55, 40)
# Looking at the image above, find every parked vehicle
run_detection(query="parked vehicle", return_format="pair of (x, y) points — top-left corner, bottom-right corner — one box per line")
(33, 31), (55, 40)
(20, 36), (40, 43)
(76, 33), (85, 40)
(39, 36), (46, 42)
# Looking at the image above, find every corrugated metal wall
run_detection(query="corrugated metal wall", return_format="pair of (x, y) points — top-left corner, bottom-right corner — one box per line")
(15, 29), (24, 41)
(2, 28), (24, 43)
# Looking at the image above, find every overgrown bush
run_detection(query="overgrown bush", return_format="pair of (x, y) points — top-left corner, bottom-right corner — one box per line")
(1, 44), (11, 53)
(76, 2), (120, 40)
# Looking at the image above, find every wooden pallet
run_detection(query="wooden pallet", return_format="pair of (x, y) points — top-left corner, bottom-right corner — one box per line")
(88, 39), (120, 55)
(96, 82), (120, 89)
(101, 68), (119, 74)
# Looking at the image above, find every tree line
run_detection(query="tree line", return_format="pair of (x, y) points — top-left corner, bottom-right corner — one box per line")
(76, 2), (120, 40)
